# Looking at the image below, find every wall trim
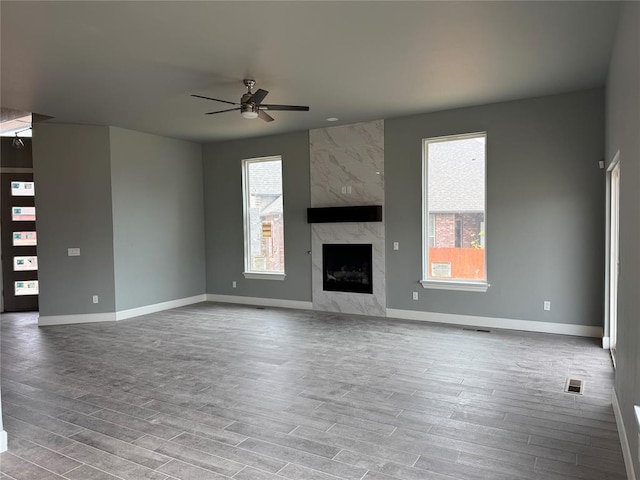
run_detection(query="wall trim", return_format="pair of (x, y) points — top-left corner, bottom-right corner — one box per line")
(386, 308), (603, 338)
(115, 294), (207, 321)
(0, 429), (7, 453)
(602, 336), (611, 349)
(613, 387), (636, 480)
(206, 294), (312, 311)
(38, 295), (209, 326)
(38, 312), (116, 326)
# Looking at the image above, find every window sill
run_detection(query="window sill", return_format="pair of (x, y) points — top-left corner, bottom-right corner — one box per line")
(243, 272), (286, 281)
(420, 280), (490, 292)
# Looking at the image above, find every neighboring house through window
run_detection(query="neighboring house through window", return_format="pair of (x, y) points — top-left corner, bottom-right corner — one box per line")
(242, 156), (286, 280)
(422, 132), (488, 291)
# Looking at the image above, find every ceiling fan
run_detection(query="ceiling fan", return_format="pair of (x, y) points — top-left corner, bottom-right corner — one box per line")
(192, 79), (310, 122)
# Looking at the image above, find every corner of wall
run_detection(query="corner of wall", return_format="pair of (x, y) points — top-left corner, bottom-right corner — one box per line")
(612, 388), (637, 480)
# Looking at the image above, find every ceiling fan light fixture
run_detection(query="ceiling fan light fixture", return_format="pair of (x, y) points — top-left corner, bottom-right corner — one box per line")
(241, 104), (259, 119)
(241, 110), (259, 119)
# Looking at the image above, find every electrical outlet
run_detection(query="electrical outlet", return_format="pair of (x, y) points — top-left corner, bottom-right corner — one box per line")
(68, 248), (81, 256)
(543, 301), (551, 311)
(341, 186), (347, 194)
(347, 185), (352, 194)
(412, 291), (419, 301)
(232, 281), (237, 288)
(92, 295), (99, 304)
(393, 242), (399, 250)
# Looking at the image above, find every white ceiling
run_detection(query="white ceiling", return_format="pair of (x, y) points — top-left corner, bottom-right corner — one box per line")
(1, 1), (621, 143)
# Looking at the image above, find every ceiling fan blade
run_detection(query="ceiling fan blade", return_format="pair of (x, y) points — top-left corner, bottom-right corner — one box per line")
(248, 89), (269, 105)
(261, 104), (309, 111)
(204, 107), (241, 115)
(258, 110), (275, 122)
(191, 94), (239, 106)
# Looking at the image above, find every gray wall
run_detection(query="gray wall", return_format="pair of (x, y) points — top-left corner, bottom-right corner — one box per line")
(110, 127), (206, 311)
(385, 89), (605, 326)
(203, 131), (312, 301)
(32, 124), (116, 316)
(606, 2), (640, 475)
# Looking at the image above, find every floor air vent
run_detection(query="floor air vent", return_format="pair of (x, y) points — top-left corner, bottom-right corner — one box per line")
(564, 378), (584, 394)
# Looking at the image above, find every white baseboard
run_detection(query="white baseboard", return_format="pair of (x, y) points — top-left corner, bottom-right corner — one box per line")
(206, 294), (312, 311)
(115, 294), (207, 321)
(613, 388), (636, 480)
(602, 336), (611, 349)
(0, 429), (6, 453)
(38, 295), (208, 326)
(38, 312), (116, 326)
(386, 308), (603, 338)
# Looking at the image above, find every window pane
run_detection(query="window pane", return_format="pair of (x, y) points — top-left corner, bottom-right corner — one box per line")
(13, 231), (37, 246)
(14, 256), (38, 271)
(15, 280), (39, 296)
(425, 133), (486, 282)
(12, 206), (36, 221)
(11, 181), (35, 196)
(243, 157), (285, 274)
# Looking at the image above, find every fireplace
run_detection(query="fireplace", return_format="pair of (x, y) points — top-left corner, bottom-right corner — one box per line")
(322, 244), (373, 294)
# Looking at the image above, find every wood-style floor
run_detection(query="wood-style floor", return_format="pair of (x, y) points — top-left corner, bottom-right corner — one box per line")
(0, 302), (626, 480)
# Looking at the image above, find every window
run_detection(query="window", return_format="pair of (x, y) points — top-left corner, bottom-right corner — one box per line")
(12, 206), (36, 221)
(13, 256), (38, 271)
(11, 181), (35, 196)
(15, 280), (39, 296)
(454, 218), (462, 248)
(242, 156), (286, 279)
(422, 132), (488, 291)
(13, 232), (37, 246)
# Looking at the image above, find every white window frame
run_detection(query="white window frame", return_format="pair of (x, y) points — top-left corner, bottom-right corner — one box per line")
(421, 132), (489, 292)
(242, 155), (286, 280)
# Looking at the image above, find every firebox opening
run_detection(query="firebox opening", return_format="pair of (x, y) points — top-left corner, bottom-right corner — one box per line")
(322, 244), (373, 294)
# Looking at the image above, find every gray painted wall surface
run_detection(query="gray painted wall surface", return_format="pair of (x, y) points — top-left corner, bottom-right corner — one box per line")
(385, 89), (605, 326)
(32, 124), (116, 316)
(606, 2), (640, 475)
(110, 127), (206, 311)
(203, 131), (311, 301)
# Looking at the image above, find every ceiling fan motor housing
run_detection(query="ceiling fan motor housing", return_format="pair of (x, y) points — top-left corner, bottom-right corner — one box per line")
(241, 103), (259, 119)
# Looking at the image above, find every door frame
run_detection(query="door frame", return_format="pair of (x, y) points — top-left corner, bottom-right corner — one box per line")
(604, 151), (620, 363)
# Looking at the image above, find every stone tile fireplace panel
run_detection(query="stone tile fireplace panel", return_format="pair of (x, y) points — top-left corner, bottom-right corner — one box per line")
(309, 120), (386, 317)
(311, 223), (386, 316)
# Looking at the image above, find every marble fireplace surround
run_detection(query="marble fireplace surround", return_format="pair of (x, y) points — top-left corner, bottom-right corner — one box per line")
(309, 120), (386, 317)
